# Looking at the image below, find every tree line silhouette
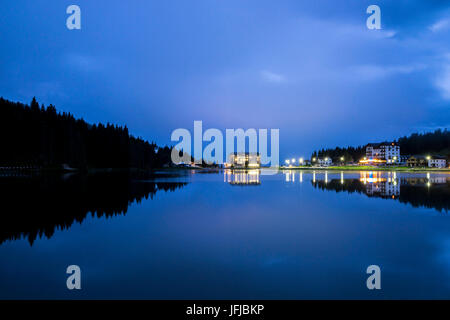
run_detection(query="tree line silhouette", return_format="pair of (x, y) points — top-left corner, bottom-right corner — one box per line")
(311, 146), (365, 164)
(311, 178), (450, 213)
(0, 97), (173, 169)
(397, 129), (450, 156)
(0, 172), (187, 245)
(311, 129), (450, 163)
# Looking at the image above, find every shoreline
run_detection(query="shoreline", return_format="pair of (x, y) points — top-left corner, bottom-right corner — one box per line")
(1, 166), (450, 174)
(278, 166), (450, 173)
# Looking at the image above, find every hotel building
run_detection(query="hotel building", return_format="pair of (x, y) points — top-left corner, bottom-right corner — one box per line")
(364, 142), (400, 164)
(228, 152), (261, 168)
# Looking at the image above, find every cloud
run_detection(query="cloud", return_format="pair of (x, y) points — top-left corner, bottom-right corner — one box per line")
(435, 63), (450, 100)
(383, 30), (397, 38)
(429, 19), (450, 32)
(260, 70), (286, 83)
(352, 64), (426, 80)
(64, 53), (101, 72)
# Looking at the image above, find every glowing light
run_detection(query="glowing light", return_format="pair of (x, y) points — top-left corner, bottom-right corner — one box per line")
(359, 171), (387, 184)
(285, 160), (290, 165)
(359, 158), (387, 164)
(291, 158), (296, 163)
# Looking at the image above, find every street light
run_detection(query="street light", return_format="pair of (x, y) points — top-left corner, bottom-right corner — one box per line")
(426, 155), (431, 160)
(340, 156), (344, 162)
(299, 157), (304, 165)
(291, 158), (296, 164)
(285, 159), (290, 165)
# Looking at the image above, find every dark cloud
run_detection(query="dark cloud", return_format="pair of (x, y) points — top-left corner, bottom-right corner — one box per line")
(0, 0), (449, 158)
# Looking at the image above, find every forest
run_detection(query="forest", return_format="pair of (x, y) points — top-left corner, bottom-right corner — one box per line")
(311, 129), (450, 163)
(0, 97), (173, 169)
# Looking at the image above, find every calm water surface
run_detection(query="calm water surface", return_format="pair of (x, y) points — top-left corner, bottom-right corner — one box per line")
(1, 170), (450, 299)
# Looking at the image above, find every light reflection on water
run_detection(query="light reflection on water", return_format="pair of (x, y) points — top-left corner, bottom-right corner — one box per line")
(224, 169), (261, 185)
(281, 170), (449, 202)
(0, 170), (450, 299)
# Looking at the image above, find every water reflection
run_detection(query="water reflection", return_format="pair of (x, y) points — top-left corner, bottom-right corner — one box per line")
(2, 170), (450, 299)
(283, 170), (450, 212)
(0, 172), (187, 245)
(360, 171), (400, 198)
(224, 169), (261, 185)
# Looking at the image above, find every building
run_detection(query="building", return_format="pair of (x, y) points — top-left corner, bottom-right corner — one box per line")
(228, 152), (260, 168)
(428, 156), (447, 168)
(365, 142), (400, 164)
(407, 155), (427, 167)
(318, 158), (332, 167)
(399, 155), (410, 166)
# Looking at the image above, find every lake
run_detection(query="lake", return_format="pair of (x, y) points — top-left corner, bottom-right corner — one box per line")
(0, 169), (449, 299)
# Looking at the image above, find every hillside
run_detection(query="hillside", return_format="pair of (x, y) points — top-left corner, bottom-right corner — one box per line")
(0, 97), (172, 169)
(312, 129), (450, 162)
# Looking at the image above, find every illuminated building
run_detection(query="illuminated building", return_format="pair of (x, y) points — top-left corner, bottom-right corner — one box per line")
(365, 142), (400, 164)
(318, 158), (332, 167)
(228, 152), (261, 168)
(428, 156), (447, 168)
(407, 155), (427, 167)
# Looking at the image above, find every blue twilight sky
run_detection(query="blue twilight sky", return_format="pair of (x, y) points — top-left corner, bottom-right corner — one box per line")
(1, 0), (450, 159)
